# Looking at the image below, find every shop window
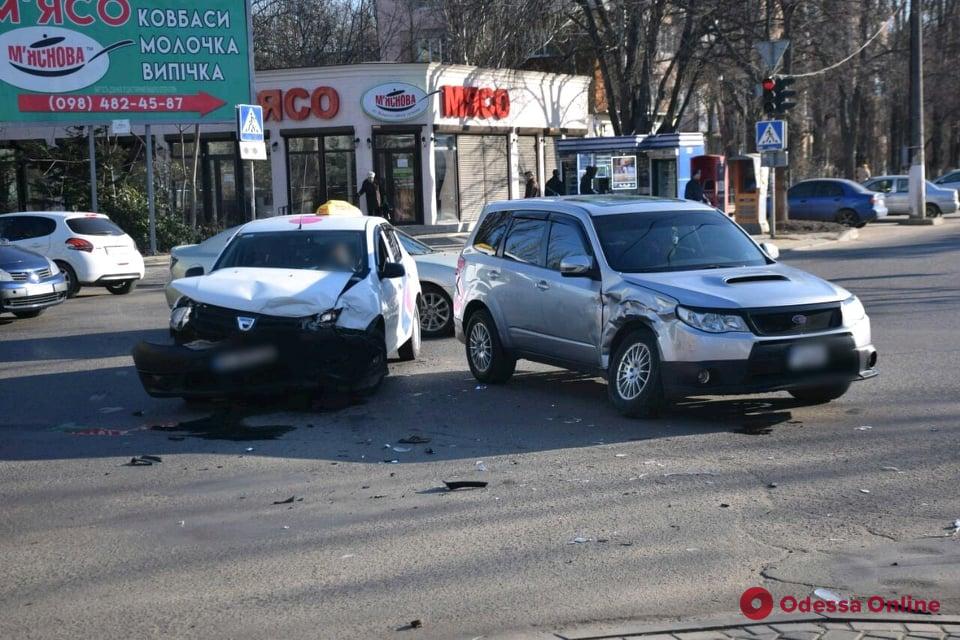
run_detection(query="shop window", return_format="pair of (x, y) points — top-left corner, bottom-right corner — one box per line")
(286, 133), (356, 214)
(434, 134), (459, 222)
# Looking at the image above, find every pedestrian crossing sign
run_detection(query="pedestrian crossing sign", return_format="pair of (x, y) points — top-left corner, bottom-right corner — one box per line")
(756, 120), (786, 151)
(237, 104), (264, 143)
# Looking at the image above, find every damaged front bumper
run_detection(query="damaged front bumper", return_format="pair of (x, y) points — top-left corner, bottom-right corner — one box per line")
(132, 328), (386, 398)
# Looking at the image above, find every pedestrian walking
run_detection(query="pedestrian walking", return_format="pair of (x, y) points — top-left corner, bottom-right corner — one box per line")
(357, 171), (383, 217)
(684, 170), (708, 203)
(523, 171), (539, 198)
(579, 166), (597, 194)
(545, 169), (564, 196)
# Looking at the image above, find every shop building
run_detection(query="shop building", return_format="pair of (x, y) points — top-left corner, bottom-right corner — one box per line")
(0, 63), (591, 230)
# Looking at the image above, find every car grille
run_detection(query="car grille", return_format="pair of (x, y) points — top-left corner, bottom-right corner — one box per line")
(10, 267), (52, 282)
(5, 292), (64, 307)
(191, 303), (305, 340)
(747, 304), (841, 336)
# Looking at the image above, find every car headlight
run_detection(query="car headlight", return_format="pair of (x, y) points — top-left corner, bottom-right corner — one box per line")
(677, 305), (750, 333)
(841, 296), (865, 325)
(46, 258), (60, 275)
(0, 269), (10, 282)
(300, 308), (341, 331)
(170, 297), (195, 332)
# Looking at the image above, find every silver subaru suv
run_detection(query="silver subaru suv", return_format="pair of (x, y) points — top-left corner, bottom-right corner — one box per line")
(453, 196), (878, 416)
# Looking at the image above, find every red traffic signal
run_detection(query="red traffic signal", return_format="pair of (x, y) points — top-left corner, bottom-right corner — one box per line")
(761, 77), (776, 92)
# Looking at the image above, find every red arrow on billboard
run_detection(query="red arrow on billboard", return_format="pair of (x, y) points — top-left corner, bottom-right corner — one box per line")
(17, 92), (227, 116)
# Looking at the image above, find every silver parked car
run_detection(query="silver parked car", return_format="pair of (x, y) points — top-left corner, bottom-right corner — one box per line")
(933, 169), (960, 193)
(454, 196), (878, 416)
(165, 225), (458, 337)
(863, 175), (959, 217)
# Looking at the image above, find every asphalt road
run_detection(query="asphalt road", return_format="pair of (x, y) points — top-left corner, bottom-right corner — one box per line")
(1, 219), (959, 639)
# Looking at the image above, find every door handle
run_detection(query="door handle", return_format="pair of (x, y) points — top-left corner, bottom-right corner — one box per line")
(535, 280), (550, 291)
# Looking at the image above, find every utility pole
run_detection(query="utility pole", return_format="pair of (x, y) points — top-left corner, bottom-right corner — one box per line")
(88, 126), (98, 212)
(905, 0), (931, 224)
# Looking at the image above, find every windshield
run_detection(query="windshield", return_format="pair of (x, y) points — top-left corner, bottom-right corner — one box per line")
(214, 230), (366, 273)
(66, 217), (125, 236)
(396, 229), (434, 255)
(593, 210), (768, 272)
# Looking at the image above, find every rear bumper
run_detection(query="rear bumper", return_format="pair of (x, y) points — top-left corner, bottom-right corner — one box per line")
(69, 252), (145, 284)
(132, 329), (386, 398)
(660, 335), (877, 397)
(0, 274), (68, 312)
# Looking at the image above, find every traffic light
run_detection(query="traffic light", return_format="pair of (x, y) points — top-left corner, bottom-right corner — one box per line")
(773, 76), (797, 114)
(762, 77), (776, 115)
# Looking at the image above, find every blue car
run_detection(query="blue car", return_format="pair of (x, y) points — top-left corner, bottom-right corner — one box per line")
(787, 179), (888, 227)
(0, 241), (68, 318)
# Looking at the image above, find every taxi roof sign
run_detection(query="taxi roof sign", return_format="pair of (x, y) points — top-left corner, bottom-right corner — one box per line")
(315, 200), (363, 217)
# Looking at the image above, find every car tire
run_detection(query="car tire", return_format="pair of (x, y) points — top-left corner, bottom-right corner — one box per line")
(607, 329), (662, 418)
(12, 309), (44, 319)
(418, 284), (454, 338)
(354, 323), (389, 395)
(398, 305), (422, 361)
(465, 309), (516, 384)
(56, 261), (80, 298)
(788, 382), (850, 404)
(836, 209), (860, 227)
(925, 203), (942, 218)
(106, 280), (137, 295)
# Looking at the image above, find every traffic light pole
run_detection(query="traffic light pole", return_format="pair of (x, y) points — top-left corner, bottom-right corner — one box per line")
(769, 169), (776, 239)
(907, 0), (926, 221)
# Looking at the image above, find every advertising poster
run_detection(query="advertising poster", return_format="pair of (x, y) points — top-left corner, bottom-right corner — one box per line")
(612, 155), (638, 190)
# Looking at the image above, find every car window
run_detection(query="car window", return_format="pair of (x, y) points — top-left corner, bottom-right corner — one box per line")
(215, 230), (366, 274)
(593, 210), (767, 273)
(66, 217), (124, 236)
(472, 210), (511, 256)
(502, 217), (547, 266)
(546, 220), (591, 271)
(789, 182), (815, 198)
(0, 216), (55, 241)
(895, 178), (909, 191)
(867, 179), (893, 193)
(395, 229), (433, 255)
(384, 227), (403, 260)
(815, 182), (844, 198)
(376, 229), (392, 269)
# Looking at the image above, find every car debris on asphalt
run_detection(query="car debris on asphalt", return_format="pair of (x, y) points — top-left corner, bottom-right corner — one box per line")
(127, 455), (162, 466)
(443, 481), (488, 491)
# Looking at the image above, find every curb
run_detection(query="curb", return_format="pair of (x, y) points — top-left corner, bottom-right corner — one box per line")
(547, 612), (960, 640)
(143, 254), (169, 267)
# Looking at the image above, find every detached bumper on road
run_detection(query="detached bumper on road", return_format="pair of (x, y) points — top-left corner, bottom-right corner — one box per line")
(0, 274), (68, 312)
(132, 329), (386, 398)
(660, 333), (878, 397)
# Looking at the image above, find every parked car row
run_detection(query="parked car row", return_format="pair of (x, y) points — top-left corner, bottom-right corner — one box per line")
(135, 196), (878, 417)
(0, 211), (144, 320)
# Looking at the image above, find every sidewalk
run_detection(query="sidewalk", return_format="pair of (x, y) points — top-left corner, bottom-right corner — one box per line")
(505, 613), (960, 640)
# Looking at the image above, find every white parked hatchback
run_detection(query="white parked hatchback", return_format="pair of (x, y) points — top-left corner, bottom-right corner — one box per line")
(0, 212), (145, 296)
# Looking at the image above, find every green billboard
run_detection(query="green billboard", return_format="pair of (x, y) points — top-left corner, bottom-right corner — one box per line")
(0, 0), (253, 124)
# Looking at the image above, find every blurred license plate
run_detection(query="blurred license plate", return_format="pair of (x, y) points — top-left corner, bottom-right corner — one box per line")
(211, 345), (278, 373)
(788, 343), (829, 370)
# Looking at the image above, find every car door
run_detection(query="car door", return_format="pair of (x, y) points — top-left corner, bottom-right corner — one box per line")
(814, 181), (845, 220)
(493, 213), (550, 352)
(787, 182), (816, 220)
(384, 225), (419, 344)
(374, 226), (404, 352)
(1, 216), (54, 254)
(535, 214), (603, 365)
(884, 178), (910, 214)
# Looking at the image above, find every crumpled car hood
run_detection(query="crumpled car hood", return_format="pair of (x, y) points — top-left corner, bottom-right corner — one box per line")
(171, 267), (354, 317)
(621, 263), (849, 309)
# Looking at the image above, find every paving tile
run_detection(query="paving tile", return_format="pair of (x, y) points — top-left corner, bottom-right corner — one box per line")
(744, 626), (781, 636)
(822, 624), (855, 631)
(674, 632), (734, 640)
(906, 625), (946, 634)
(904, 634), (944, 640)
(860, 634), (904, 640)
(771, 624), (828, 633)
(851, 623), (906, 632)
(820, 631), (863, 640)
(780, 631), (823, 640)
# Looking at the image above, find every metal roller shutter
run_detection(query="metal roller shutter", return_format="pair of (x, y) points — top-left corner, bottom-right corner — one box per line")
(457, 134), (510, 223)
(517, 135), (539, 196)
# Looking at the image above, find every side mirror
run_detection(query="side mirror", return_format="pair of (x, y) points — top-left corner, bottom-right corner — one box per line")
(559, 254), (595, 277)
(185, 265), (205, 277)
(760, 242), (780, 260)
(380, 262), (405, 279)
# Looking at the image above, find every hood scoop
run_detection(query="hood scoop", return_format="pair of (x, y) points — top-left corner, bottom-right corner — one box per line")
(724, 273), (789, 285)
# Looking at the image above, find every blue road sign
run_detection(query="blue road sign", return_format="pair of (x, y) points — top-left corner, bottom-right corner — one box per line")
(237, 104), (265, 143)
(756, 120), (786, 151)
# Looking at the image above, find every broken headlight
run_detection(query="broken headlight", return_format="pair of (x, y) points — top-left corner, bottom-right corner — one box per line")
(170, 296), (195, 332)
(300, 308), (341, 331)
(677, 305), (749, 333)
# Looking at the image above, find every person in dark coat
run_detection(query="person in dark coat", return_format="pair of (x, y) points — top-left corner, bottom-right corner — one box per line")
(545, 169), (564, 196)
(579, 166), (597, 194)
(523, 171), (539, 198)
(684, 170), (707, 203)
(357, 171), (383, 216)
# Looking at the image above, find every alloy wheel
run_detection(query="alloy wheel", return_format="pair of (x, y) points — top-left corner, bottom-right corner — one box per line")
(616, 343), (652, 400)
(419, 291), (451, 333)
(469, 321), (492, 372)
